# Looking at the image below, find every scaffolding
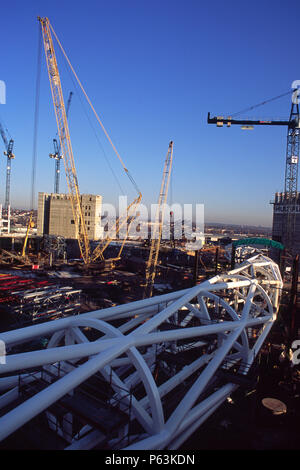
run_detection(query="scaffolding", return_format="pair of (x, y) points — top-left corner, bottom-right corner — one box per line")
(0, 204), (10, 235)
(0, 274), (81, 324)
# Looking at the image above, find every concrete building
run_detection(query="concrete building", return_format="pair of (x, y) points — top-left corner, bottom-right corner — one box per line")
(272, 191), (300, 257)
(37, 192), (104, 240)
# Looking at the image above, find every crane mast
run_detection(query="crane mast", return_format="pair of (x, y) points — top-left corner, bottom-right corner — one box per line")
(0, 123), (15, 210)
(49, 91), (73, 194)
(285, 101), (300, 197)
(144, 141), (174, 298)
(49, 138), (61, 194)
(284, 101), (300, 251)
(38, 17), (91, 264)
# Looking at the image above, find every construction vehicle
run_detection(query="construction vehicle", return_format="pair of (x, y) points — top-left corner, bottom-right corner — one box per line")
(143, 141), (174, 298)
(38, 17), (141, 267)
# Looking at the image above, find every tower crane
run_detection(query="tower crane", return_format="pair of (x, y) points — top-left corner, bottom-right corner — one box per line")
(38, 17), (142, 265)
(0, 122), (15, 210)
(49, 91), (73, 194)
(207, 91), (300, 254)
(144, 141), (174, 298)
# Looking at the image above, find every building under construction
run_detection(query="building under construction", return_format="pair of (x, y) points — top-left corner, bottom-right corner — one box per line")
(37, 193), (103, 241)
(272, 191), (300, 258)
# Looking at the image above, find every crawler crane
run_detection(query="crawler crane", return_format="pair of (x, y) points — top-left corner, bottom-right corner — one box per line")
(38, 17), (141, 266)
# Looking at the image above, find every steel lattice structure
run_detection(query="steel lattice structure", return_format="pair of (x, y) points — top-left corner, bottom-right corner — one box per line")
(0, 253), (282, 450)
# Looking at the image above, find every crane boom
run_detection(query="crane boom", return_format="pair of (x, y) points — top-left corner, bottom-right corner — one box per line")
(57, 91), (73, 156)
(21, 212), (34, 258)
(38, 17), (91, 264)
(207, 112), (294, 128)
(208, 104), (300, 198)
(207, 98), (300, 254)
(91, 191), (142, 263)
(144, 141), (174, 298)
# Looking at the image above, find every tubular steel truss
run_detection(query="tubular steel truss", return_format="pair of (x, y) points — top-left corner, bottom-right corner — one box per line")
(0, 253), (282, 450)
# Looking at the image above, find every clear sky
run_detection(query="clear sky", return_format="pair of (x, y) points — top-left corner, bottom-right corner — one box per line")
(0, 0), (299, 227)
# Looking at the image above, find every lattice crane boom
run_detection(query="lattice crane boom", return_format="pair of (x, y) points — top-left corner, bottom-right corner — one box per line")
(91, 191), (142, 263)
(38, 17), (91, 264)
(144, 141), (174, 298)
(207, 100), (300, 198)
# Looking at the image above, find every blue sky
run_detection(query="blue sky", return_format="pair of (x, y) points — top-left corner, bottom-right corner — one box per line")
(0, 0), (299, 227)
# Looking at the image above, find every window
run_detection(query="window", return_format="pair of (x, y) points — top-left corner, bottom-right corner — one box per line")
(71, 220), (75, 224)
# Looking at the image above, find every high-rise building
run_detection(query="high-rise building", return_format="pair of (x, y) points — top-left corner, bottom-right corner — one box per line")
(272, 191), (300, 257)
(37, 192), (104, 240)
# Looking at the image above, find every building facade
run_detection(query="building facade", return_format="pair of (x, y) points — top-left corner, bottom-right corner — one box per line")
(272, 191), (300, 257)
(37, 192), (104, 240)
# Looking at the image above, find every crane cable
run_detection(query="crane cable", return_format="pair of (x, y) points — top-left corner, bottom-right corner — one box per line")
(31, 21), (42, 211)
(49, 22), (141, 198)
(230, 89), (293, 118)
(0, 118), (13, 142)
(59, 55), (126, 195)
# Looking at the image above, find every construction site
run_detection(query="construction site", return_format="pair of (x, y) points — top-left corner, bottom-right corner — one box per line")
(0, 15), (299, 452)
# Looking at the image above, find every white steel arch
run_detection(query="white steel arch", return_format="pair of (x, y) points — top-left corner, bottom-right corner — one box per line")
(0, 253), (282, 450)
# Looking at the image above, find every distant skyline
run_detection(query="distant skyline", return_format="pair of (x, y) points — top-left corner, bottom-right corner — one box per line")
(0, 0), (299, 226)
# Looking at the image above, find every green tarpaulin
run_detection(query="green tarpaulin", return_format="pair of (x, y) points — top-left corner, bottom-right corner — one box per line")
(232, 237), (284, 251)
